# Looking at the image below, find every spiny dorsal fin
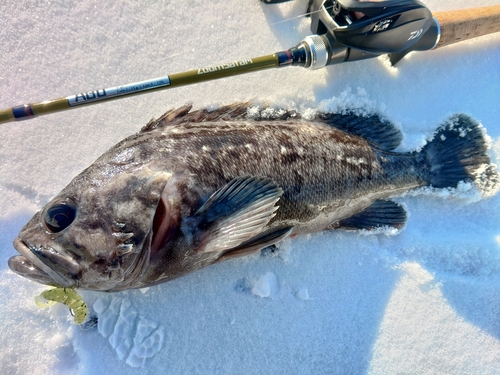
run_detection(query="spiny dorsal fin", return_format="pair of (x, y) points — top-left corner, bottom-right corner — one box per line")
(141, 103), (300, 132)
(317, 112), (403, 151)
(249, 106), (300, 121)
(141, 105), (192, 132)
(141, 103), (252, 132)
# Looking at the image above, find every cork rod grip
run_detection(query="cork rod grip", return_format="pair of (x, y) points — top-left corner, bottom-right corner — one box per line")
(433, 5), (500, 49)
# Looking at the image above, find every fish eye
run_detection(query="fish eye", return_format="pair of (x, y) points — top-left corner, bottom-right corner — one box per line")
(43, 199), (77, 233)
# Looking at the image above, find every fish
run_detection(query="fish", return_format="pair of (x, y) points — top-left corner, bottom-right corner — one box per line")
(8, 103), (499, 291)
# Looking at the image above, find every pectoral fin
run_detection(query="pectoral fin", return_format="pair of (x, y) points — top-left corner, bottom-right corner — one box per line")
(333, 200), (407, 230)
(216, 226), (293, 262)
(185, 177), (283, 254)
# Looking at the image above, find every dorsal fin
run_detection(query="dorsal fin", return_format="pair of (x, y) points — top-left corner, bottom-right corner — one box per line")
(317, 112), (403, 151)
(141, 103), (252, 132)
(141, 105), (192, 132)
(142, 104), (400, 150)
(141, 103), (300, 132)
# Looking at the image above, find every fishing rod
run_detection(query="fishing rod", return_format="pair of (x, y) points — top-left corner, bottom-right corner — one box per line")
(1, 0), (499, 124)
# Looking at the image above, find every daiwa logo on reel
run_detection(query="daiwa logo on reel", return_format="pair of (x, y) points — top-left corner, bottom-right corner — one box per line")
(408, 28), (423, 41)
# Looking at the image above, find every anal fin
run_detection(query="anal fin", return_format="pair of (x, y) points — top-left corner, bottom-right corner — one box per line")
(333, 200), (407, 231)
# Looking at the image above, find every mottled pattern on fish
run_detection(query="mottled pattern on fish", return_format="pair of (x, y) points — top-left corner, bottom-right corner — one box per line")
(85, 106), (422, 230)
(8, 103), (499, 291)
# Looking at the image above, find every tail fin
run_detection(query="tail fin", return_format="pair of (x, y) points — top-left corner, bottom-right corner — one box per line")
(419, 114), (499, 197)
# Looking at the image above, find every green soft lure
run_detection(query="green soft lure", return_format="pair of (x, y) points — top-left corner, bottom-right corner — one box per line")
(35, 287), (88, 324)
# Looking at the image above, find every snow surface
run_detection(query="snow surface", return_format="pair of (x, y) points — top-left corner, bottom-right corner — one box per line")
(1, 0), (500, 374)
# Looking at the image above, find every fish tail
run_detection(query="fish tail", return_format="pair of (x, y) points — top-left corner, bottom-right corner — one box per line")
(419, 114), (499, 197)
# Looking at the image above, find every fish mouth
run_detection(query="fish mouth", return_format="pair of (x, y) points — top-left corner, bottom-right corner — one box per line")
(9, 237), (80, 287)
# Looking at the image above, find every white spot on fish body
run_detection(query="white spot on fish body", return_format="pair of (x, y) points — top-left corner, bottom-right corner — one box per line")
(115, 199), (145, 219)
(113, 149), (135, 164)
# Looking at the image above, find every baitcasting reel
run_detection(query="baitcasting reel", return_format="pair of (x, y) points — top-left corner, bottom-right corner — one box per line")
(265, 0), (440, 67)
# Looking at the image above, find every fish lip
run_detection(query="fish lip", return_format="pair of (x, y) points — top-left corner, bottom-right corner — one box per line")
(8, 255), (57, 286)
(10, 237), (79, 287)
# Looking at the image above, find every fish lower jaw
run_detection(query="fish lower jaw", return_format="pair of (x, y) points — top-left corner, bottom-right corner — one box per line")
(10, 237), (78, 288)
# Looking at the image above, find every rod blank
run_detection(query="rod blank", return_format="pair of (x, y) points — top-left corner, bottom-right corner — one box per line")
(0, 54), (281, 124)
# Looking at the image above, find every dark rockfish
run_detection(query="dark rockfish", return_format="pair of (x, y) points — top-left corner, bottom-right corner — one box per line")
(8, 104), (499, 291)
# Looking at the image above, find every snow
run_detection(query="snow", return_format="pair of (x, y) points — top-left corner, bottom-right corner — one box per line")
(1, 0), (500, 374)
(93, 297), (166, 367)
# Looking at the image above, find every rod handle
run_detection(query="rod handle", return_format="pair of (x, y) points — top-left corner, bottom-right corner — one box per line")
(434, 4), (500, 49)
